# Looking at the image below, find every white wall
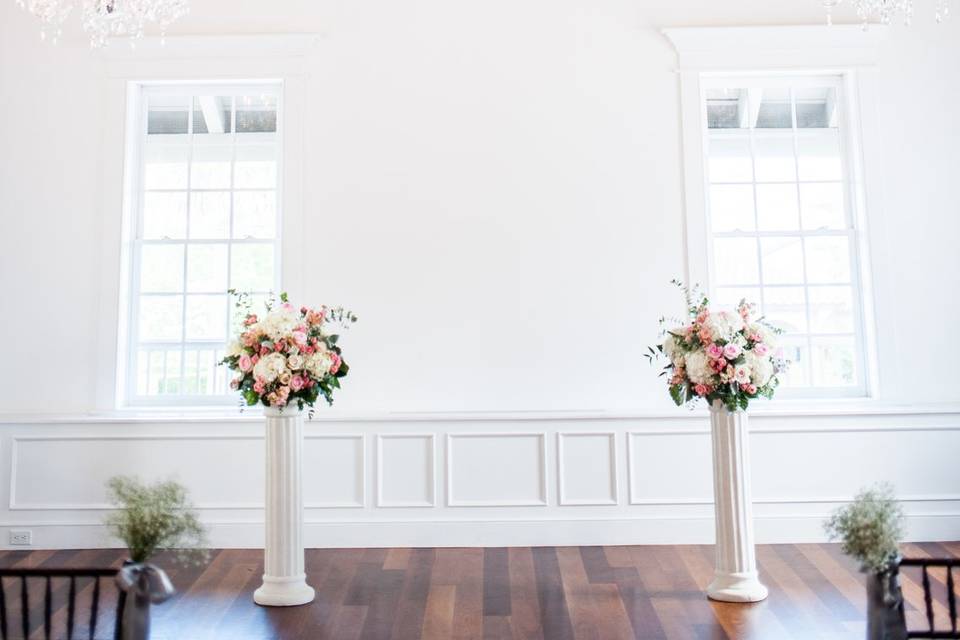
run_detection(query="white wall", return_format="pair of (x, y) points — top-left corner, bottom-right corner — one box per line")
(1, 0), (958, 547)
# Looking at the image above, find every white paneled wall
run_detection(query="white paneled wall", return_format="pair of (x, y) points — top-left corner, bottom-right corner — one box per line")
(3, 407), (958, 549)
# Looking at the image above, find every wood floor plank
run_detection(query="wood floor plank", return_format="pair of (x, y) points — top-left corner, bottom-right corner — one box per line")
(449, 548), (483, 640)
(507, 547), (542, 640)
(530, 547), (575, 640)
(482, 548), (511, 617)
(389, 548), (436, 640)
(422, 585), (457, 640)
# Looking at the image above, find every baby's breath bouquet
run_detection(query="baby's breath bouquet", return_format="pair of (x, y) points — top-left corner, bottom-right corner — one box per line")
(105, 476), (207, 564)
(824, 483), (904, 573)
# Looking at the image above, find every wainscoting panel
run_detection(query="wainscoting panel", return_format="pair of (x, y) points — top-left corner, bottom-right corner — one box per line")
(557, 433), (617, 506)
(446, 433), (547, 506)
(304, 435), (365, 508)
(1, 408), (959, 549)
(628, 431), (712, 505)
(376, 434), (434, 507)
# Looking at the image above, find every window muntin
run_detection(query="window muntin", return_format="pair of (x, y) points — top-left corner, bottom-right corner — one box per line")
(127, 84), (282, 405)
(702, 76), (867, 394)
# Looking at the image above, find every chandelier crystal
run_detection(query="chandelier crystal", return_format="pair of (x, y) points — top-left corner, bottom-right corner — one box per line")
(823, 0), (951, 26)
(16, 0), (189, 47)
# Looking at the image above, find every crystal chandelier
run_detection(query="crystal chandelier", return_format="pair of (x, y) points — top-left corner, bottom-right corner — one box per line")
(822, 0), (951, 25)
(16, 0), (189, 47)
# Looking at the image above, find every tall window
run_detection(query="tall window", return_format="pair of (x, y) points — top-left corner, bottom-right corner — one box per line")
(701, 76), (867, 395)
(126, 83), (282, 405)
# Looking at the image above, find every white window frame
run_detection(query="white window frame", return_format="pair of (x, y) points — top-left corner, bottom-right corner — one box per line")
(124, 82), (284, 407)
(93, 35), (315, 410)
(664, 25), (888, 399)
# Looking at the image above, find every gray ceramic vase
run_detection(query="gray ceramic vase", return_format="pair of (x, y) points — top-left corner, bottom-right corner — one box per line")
(116, 562), (176, 640)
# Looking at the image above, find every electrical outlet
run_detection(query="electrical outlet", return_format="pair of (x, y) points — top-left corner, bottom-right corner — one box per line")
(9, 530), (32, 546)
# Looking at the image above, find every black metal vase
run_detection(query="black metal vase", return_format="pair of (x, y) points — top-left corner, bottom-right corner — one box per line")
(117, 561), (176, 640)
(865, 557), (907, 640)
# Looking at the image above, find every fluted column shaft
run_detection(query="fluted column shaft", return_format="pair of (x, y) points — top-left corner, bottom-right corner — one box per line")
(706, 401), (768, 602)
(253, 406), (315, 607)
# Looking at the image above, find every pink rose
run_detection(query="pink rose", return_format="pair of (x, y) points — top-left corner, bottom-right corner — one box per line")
(251, 354), (260, 365)
(281, 302), (295, 311)
(290, 375), (305, 392)
(244, 314), (258, 326)
(711, 358), (727, 373)
(706, 344), (723, 359)
(238, 354), (253, 372)
(753, 343), (769, 356)
(260, 346), (270, 357)
(698, 328), (712, 343)
(329, 353), (342, 374)
(292, 331), (308, 346)
(743, 383), (757, 394)
(274, 341), (285, 352)
(253, 379), (266, 394)
(723, 343), (742, 359)
(230, 377), (240, 390)
(694, 384), (709, 396)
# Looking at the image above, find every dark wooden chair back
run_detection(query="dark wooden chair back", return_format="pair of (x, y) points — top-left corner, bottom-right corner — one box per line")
(0, 568), (125, 640)
(899, 557), (960, 639)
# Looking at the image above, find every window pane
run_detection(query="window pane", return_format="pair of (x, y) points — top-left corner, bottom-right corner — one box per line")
(234, 145), (277, 189)
(811, 337), (856, 386)
(230, 244), (275, 291)
(760, 237), (804, 285)
(754, 88), (792, 129)
(161, 350), (182, 394)
(709, 185), (754, 232)
(795, 87), (838, 129)
(144, 141), (189, 190)
(755, 183), (800, 231)
(713, 237), (759, 285)
(236, 94), (278, 133)
(189, 192), (231, 239)
(753, 136), (796, 182)
(139, 295), (183, 341)
(233, 191), (277, 239)
(808, 286), (855, 333)
(190, 143), (233, 189)
(147, 350), (165, 395)
(800, 183), (846, 230)
(797, 131), (843, 181)
(714, 286), (760, 311)
(779, 338), (810, 387)
(186, 244), (228, 293)
(705, 88), (747, 129)
(185, 294), (227, 340)
(142, 192), (187, 239)
(182, 349), (200, 394)
(140, 245), (184, 292)
(805, 236), (851, 283)
(147, 96), (188, 135)
(192, 95), (233, 135)
(708, 137), (752, 182)
(763, 286), (807, 334)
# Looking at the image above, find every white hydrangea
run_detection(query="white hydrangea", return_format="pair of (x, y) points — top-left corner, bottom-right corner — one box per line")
(745, 350), (774, 386)
(304, 349), (334, 378)
(253, 352), (288, 382)
(685, 351), (714, 385)
(255, 308), (301, 342)
(748, 323), (776, 346)
(226, 339), (245, 357)
(704, 310), (744, 342)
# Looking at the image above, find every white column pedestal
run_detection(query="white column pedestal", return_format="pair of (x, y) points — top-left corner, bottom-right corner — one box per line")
(706, 401), (768, 603)
(254, 405), (315, 607)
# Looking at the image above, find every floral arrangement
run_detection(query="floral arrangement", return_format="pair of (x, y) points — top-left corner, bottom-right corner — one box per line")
(824, 483), (904, 573)
(648, 281), (787, 411)
(105, 476), (207, 565)
(221, 292), (356, 409)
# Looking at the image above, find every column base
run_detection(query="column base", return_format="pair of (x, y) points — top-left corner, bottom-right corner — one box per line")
(706, 571), (769, 603)
(253, 574), (315, 607)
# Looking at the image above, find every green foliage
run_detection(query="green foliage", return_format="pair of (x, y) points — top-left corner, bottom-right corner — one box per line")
(104, 476), (208, 565)
(824, 483), (904, 573)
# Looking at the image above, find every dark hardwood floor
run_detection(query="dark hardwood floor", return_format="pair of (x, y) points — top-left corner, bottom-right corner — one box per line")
(1, 542), (957, 639)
